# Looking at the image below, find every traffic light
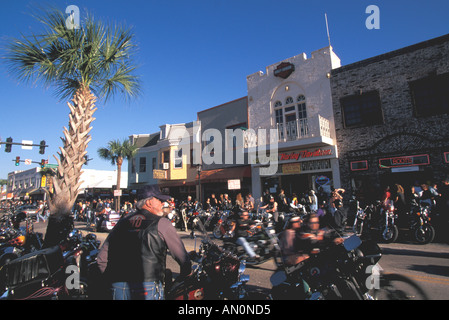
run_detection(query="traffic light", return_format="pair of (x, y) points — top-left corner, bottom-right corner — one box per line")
(5, 137), (12, 153)
(40, 159), (46, 168)
(39, 140), (46, 155)
(15, 156), (20, 166)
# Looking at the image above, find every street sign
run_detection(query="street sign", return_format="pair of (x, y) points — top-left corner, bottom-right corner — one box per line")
(21, 140), (33, 150)
(24, 159), (32, 165)
(114, 190), (122, 197)
(44, 164), (58, 169)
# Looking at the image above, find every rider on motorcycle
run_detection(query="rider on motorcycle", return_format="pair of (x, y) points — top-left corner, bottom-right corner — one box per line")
(229, 210), (260, 262)
(278, 216), (308, 266)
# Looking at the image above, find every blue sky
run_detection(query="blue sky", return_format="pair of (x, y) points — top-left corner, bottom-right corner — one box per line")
(1, 0), (448, 180)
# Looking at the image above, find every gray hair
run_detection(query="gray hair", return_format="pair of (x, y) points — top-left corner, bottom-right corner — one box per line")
(136, 197), (152, 210)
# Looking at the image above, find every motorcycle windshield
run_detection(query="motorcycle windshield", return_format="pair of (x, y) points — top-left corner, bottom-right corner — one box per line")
(343, 234), (362, 251)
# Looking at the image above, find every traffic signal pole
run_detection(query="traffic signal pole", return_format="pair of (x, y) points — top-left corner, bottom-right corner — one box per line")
(1, 138), (48, 153)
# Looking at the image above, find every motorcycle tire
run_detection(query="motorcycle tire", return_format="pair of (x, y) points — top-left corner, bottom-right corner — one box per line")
(414, 225), (435, 244)
(372, 273), (429, 300)
(213, 225), (223, 239)
(382, 224), (398, 243)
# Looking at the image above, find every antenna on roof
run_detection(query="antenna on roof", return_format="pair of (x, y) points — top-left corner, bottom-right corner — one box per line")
(325, 13), (332, 48)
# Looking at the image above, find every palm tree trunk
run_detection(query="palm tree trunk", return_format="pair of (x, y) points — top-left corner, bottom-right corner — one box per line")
(44, 85), (96, 247)
(115, 157), (123, 212)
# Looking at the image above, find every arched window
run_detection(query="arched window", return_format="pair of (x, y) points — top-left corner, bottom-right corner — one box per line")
(273, 93), (308, 140)
(285, 97), (294, 105)
(297, 95), (307, 119)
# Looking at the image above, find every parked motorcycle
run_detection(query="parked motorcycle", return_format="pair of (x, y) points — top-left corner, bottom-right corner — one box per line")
(0, 229), (100, 300)
(165, 220), (253, 300)
(352, 201), (398, 243)
(212, 210), (234, 239)
(398, 201), (435, 244)
(203, 207), (219, 231)
(0, 217), (44, 267)
(93, 209), (121, 232)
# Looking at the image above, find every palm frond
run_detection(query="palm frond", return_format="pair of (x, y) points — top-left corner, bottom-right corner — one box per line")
(2, 6), (141, 102)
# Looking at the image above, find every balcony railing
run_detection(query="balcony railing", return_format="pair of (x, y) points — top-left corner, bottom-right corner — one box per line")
(243, 114), (332, 148)
(276, 115), (331, 143)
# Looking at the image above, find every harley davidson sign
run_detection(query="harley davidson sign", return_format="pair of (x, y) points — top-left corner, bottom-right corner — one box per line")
(280, 148), (332, 161)
(273, 62), (295, 79)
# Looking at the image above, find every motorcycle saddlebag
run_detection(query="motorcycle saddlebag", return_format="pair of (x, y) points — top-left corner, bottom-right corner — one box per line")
(0, 245), (64, 291)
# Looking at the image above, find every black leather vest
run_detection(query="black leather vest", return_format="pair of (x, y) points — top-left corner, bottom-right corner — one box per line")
(105, 210), (167, 283)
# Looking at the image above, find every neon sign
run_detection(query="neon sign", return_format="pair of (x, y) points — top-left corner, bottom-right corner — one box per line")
(379, 154), (429, 169)
(280, 148), (332, 161)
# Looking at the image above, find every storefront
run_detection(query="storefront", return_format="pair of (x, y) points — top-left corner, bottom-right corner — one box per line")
(252, 145), (340, 200)
(347, 151), (449, 205)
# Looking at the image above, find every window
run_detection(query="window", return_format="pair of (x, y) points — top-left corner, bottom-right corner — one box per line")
(410, 72), (449, 117)
(273, 94), (308, 140)
(131, 158), (136, 173)
(174, 148), (183, 169)
(139, 157), (146, 173)
(275, 109), (283, 124)
(160, 150), (169, 169)
(297, 95), (307, 119)
(152, 157), (157, 171)
(350, 160), (368, 171)
(341, 91), (383, 127)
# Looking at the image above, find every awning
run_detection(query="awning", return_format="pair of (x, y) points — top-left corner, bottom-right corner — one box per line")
(198, 166), (251, 183)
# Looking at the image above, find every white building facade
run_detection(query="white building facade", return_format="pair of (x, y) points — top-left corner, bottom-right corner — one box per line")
(247, 46), (342, 201)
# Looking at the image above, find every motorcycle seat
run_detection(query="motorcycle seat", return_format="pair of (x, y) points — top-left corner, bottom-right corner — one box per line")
(0, 245), (64, 291)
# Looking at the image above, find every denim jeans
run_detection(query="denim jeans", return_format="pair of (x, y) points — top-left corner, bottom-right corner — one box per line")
(111, 282), (164, 300)
(236, 237), (256, 258)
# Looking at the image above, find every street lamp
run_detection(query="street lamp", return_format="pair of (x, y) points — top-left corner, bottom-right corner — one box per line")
(197, 164), (202, 207)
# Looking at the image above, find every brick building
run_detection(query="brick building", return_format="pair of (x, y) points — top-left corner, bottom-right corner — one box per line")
(330, 33), (449, 203)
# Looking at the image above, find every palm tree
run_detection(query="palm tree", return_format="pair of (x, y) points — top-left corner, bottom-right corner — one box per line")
(98, 139), (137, 211)
(3, 7), (141, 246)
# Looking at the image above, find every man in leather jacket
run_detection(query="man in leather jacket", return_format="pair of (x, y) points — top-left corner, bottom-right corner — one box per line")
(97, 185), (191, 300)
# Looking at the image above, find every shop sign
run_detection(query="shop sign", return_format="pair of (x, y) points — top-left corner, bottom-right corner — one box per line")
(279, 148), (332, 161)
(228, 179), (241, 190)
(315, 175), (330, 186)
(379, 154), (429, 169)
(273, 62), (295, 79)
(282, 163), (301, 175)
(153, 169), (167, 180)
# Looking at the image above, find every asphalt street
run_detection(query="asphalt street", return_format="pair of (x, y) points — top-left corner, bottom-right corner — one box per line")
(32, 220), (449, 300)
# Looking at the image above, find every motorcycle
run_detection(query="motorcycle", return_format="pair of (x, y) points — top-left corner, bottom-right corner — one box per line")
(212, 210), (234, 239)
(165, 220), (253, 300)
(398, 201), (435, 244)
(203, 207), (220, 231)
(270, 233), (383, 300)
(0, 229), (100, 300)
(352, 202), (371, 237)
(353, 201), (398, 243)
(0, 217), (44, 267)
(93, 209), (121, 232)
(222, 221), (283, 267)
